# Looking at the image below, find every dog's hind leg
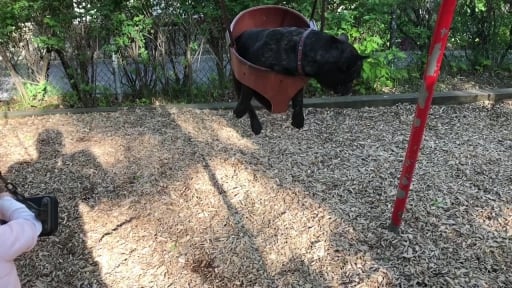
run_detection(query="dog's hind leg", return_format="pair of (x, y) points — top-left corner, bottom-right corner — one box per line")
(233, 74), (243, 97)
(233, 83), (252, 119)
(247, 104), (262, 135)
(233, 84), (262, 135)
(291, 89), (305, 129)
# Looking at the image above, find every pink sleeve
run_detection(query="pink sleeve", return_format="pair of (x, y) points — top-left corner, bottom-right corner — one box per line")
(0, 220), (40, 260)
(0, 197), (42, 261)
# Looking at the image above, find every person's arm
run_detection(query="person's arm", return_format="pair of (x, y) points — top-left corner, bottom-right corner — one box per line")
(0, 193), (42, 261)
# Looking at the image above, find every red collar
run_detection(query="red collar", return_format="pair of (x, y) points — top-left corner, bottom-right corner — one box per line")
(297, 28), (313, 76)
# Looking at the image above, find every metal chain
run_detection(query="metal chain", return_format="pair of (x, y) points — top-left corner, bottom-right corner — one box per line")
(0, 171), (38, 211)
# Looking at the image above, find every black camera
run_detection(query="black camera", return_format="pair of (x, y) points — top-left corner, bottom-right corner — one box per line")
(1, 174), (59, 237)
(21, 195), (59, 237)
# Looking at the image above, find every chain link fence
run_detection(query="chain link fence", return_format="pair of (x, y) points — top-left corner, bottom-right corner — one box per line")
(1, 49), (510, 103)
(0, 48), (232, 102)
(0, 67), (14, 101)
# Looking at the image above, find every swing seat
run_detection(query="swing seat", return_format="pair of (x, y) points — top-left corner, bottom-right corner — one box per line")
(229, 5), (311, 113)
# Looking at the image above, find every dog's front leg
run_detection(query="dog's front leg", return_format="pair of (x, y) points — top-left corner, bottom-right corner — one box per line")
(291, 89), (305, 129)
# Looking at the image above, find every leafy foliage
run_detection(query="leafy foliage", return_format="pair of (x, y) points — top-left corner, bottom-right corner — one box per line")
(452, 0), (512, 69)
(0, 0), (510, 108)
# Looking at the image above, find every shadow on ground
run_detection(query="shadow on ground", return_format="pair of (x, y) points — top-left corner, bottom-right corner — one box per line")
(1, 102), (511, 287)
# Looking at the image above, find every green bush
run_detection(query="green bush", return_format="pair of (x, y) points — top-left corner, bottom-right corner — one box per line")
(0, 0), (510, 110)
(15, 82), (63, 109)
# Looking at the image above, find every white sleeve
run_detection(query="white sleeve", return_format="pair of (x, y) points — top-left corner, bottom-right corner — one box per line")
(0, 197), (42, 261)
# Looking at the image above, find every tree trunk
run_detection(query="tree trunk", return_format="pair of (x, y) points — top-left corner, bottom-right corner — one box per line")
(389, 6), (398, 49)
(39, 49), (52, 84)
(23, 39), (51, 84)
(54, 48), (83, 102)
(0, 46), (28, 100)
(205, 23), (228, 90)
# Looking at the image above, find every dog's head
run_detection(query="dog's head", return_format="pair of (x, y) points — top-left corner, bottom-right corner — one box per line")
(314, 34), (368, 96)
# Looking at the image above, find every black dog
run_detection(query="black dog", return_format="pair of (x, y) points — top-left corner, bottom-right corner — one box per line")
(232, 27), (368, 135)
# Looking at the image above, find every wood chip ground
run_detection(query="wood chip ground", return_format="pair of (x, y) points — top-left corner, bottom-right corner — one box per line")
(1, 102), (511, 288)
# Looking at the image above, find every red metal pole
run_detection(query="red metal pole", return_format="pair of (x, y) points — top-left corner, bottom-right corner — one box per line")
(389, 0), (458, 233)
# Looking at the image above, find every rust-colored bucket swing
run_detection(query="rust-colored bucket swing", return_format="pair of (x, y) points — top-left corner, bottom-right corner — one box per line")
(221, 2), (324, 113)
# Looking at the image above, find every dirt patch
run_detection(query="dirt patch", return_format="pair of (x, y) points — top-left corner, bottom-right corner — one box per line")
(1, 102), (511, 287)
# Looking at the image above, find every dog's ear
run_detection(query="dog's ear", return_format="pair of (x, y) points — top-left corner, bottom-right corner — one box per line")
(338, 34), (349, 42)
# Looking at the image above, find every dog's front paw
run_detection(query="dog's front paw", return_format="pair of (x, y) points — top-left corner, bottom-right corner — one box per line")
(291, 113), (304, 129)
(251, 120), (263, 135)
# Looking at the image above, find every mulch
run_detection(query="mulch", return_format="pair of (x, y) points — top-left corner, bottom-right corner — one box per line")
(0, 101), (511, 287)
